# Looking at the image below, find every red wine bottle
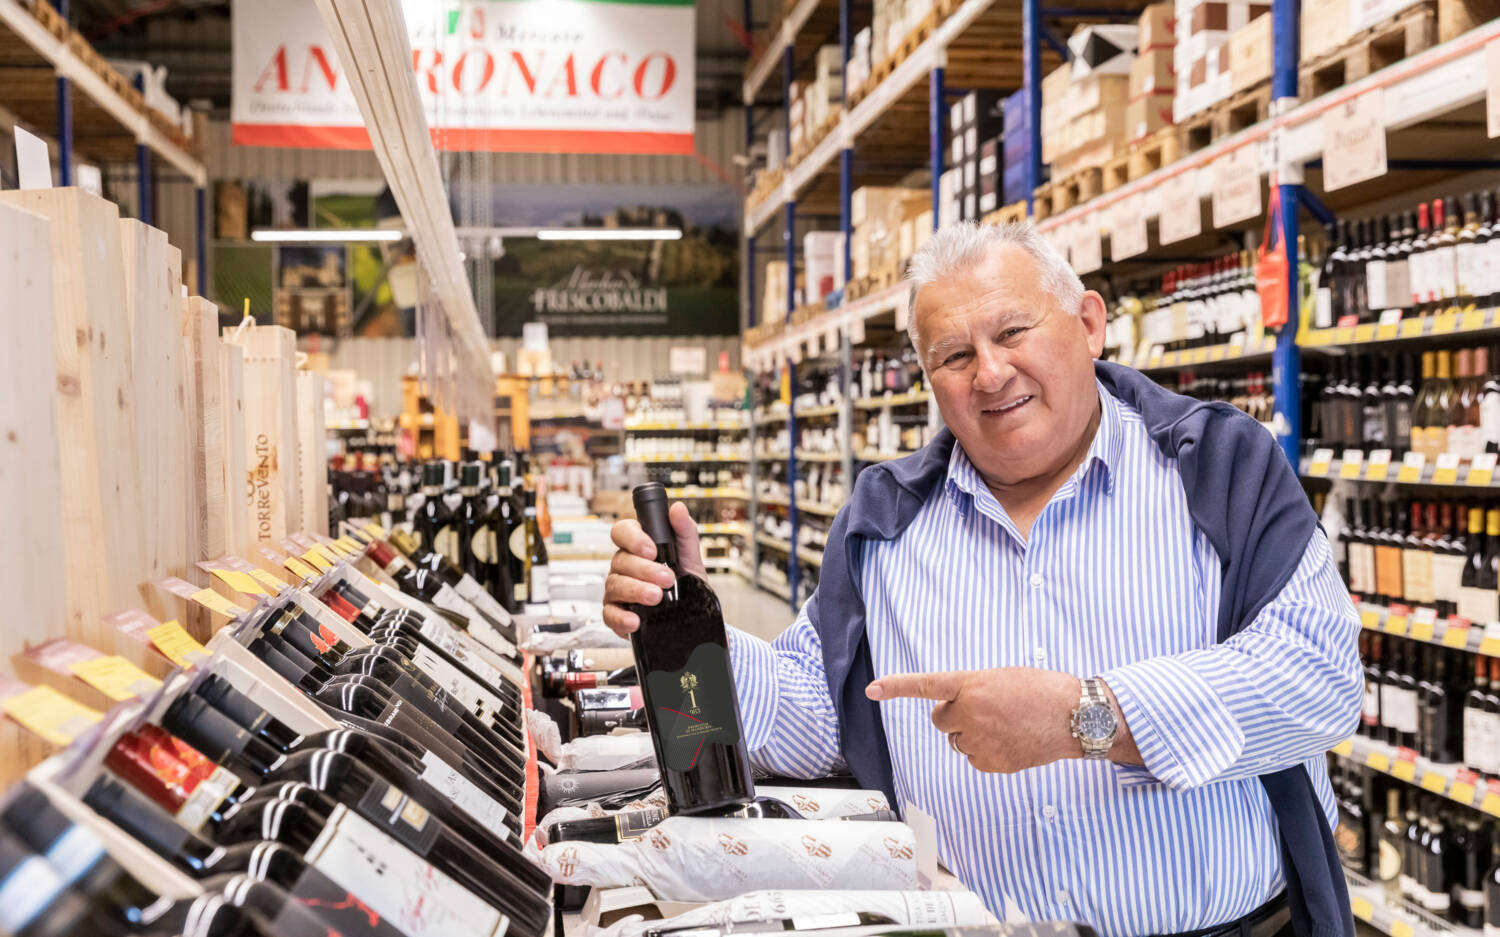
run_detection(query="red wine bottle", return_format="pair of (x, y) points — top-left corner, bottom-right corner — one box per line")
(630, 483), (765, 814)
(0, 829), (128, 937)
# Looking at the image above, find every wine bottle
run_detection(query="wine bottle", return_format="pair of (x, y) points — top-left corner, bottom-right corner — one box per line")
(540, 768), (665, 813)
(83, 777), (529, 937)
(629, 483), (760, 815)
(413, 463), (459, 562)
(1455, 815), (1488, 928)
(523, 490), (550, 610)
(547, 804), (903, 846)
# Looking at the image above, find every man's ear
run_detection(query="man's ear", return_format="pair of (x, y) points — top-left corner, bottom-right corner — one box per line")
(1079, 291), (1107, 358)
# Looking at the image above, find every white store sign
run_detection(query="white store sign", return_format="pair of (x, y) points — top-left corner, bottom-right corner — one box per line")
(232, 0), (696, 154)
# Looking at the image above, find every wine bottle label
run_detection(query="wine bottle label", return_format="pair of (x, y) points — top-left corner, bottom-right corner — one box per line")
(1458, 587), (1499, 627)
(1483, 714), (1500, 776)
(508, 524), (526, 563)
(42, 825), (107, 883)
(411, 646), (508, 721)
(1397, 687), (1420, 734)
(1348, 543), (1371, 594)
(429, 582), (479, 621)
(615, 806), (670, 841)
(1374, 546), (1404, 601)
(0, 856), (64, 932)
(435, 526), (461, 562)
(303, 803), (511, 937)
(644, 643), (742, 772)
(455, 574), (515, 628)
(1426, 891), (1452, 913)
(1432, 554), (1467, 605)
(1362, 683), (1380, 726)
(1459, 887), (1486, 910)
(356, 782), (442, 856)
(276, 866), (409, 937)
(529, 565), (551, 604)
(1452, 426), (1485, 460)
(1466, 707), (1485, 768)
(418, 750), (511, 837)
(1401, 549), (1434, 605)
(418, 618), (520, 685)
(471, 528), (497, 564)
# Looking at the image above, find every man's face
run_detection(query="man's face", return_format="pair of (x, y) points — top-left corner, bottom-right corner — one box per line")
(914, 245), (1106, 486)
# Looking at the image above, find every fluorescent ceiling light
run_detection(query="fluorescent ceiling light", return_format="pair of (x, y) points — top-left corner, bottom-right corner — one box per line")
(535, 228), (683, 241)
(250, 229), (404, 243)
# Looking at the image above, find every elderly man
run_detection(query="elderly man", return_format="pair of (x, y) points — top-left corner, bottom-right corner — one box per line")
(604, 221), (1362, 937)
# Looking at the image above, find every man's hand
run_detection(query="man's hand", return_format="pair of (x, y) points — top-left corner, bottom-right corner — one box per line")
(866, 667), (1139, 773)
(602, 501), (706, 638)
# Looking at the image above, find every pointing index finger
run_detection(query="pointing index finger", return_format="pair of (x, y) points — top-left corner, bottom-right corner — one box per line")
(865, 671), (964, 702)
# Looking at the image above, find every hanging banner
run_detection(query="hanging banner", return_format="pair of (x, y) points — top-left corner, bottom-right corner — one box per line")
(232, 0), (696, 155)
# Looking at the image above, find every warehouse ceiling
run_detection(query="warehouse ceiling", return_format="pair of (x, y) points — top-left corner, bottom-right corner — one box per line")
(73, 0), (770, 114)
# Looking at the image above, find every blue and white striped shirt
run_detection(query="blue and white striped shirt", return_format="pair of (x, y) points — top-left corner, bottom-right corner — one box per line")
(728, 381), (1362, 937)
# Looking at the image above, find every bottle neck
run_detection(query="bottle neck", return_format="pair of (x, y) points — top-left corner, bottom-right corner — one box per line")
(163, 696), (284, 779)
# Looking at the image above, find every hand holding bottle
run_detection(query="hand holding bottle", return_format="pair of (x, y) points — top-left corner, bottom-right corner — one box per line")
(603, 501), (707, 636)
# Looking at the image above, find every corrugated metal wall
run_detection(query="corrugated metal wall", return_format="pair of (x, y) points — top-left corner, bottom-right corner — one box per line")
(327, 335), (741, 419)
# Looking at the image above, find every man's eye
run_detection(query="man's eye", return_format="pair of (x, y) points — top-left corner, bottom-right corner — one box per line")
(943, 351), (969, 366)
(1001, 328), (1026, 341)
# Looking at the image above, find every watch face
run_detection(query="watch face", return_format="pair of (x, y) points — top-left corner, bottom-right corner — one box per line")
(1076, 704), (1115, 742)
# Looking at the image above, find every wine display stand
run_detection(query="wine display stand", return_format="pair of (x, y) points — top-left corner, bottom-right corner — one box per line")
(0, 188), (329, 785)
(1346, 868), (1465, 937)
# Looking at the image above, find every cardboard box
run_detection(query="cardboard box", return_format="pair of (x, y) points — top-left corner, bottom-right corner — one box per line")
(1130, 46), (1177, 96)
(912, 211), (933, 252)
(803, 231), (842, 302)
(1189, 1), (1270, 33)
(1228, 12), (1272, 93)
(852, 186), (924, 228)
(1041, 64), (1073, 132)
(1138, 2), (1176, 48)
(763, 260), (789, 322)
(1126, 91), (1176, 139)
(1068, 73), (1130, 119)
(851, 230), (871, 280)
(1300, 0), (1350, 62)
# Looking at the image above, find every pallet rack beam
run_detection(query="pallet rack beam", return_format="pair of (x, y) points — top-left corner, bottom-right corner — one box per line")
(1272, 0), (1302, 466)
(930, 66), (945, 222)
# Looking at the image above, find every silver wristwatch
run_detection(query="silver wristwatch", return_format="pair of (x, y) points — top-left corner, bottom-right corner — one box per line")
(1070, 677), (1118, 760)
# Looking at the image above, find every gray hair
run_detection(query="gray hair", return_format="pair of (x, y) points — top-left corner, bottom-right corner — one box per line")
(904, 220), (1085, 354)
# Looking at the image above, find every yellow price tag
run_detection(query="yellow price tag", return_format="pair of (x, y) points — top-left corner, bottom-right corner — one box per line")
(313, 543), (346, 564)
(1, 686), (102, 746)
(208, 568), (269, 596)
(1360, 610), (1380, 631)
(1481, 637), (1500, 657)
(1354, 323), (1376, 342)
(1308, 448), (1334, 477)
(1433, 453), (1461, 485)
(1192, 348), (1209, 363)
(1383, 615), (1408, 636)
(302, 549), (335, 573)
(1366, 451), (1392, 480)
(146, 620), (210, 668)
(1334, 326), (1355, 344)
(1452, 781), (1478, 804)
(1208, 346), (1227, 361)
(1350, 898), (1374, 922)
(1397, 452), (1427, 483)
(1339, 457), (1364, 479)
(364, 521), (389, 539)
(1376, 322), (1399, 339)
(248, 569), (288, 594)
(1331, 739), (1354, 757)
(67, 656), (161, 702)
(1432, 311), (1459, 334)
(1482, 792), (1500, 816)
(1443, 626), (1471, 648)
(285, 556), (320, 579)
(1463, 308), (1487, 331)
(1148, 354), (1163, 368)
(1391, 758), (1417, 781)
(1411, 618), (1435, 642)
(1420, 771), (1447, 792)
(190, 588), (245, 618)
(1367, 751), (1391, 772)
(1390, 921), (1414, 937)
(335, 536), (365, 555)
(1400, 317), (1426, 337)
(1468, 453), (1498, 487)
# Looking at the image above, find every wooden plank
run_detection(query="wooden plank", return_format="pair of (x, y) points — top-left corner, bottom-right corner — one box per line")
(296, 372), (329, 537)
(0, 189), (146, 648)
(120, 220), (191, 588)
(177, 295), (222, 566)
(0, 202), (64, 662)
(220, 343), (248, 559)
(225, 324), (301, 544)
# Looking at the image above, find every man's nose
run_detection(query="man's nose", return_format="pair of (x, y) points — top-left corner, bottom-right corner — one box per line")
(973, 345), (1014, 393)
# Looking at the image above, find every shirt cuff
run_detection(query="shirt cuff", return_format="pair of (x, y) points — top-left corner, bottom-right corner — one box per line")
(1101, 655), (1244, 790)
(727, 626), (780, 751)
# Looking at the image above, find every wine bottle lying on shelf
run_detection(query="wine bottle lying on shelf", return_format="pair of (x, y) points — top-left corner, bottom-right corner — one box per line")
(546, 805), (904, 845)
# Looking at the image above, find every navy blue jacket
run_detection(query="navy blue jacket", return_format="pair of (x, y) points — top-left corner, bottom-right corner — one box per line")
(803, 360), (1352, 937)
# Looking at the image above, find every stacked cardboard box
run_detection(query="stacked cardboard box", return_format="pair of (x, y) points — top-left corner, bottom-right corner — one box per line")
(1174, 1), (1268, 121)
(847, 28), (873, 97)
(1300, 0), (1350, 63)
(1228, 12), (1273, 94)
(950, 91), (1004, 221)
(1001, 90), (1032, 207)
(806, 46), (845, 137)
(871, 0), (936, 67)
(1041, 25), (1138, 176)
(803, 232), (843, 303)
(851, 186), (928, 281)
(763, 260), (789, 324)
(1128, 3), (1176, 141)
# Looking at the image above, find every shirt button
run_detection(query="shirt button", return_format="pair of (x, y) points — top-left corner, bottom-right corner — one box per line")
(1034, 647), (1047, 662)
(1042, 804), (1057, 819)
(1029, 573), (1043, 588)
(1056, 890), (1071, 905)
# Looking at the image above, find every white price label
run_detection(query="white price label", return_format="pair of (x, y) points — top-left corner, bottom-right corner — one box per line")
(1211, 146), (1262, 228)
(1489, 38), (1500, 139)
(1110, 195), (1148, 260)
(1071, 220), (1102, 274)
(1158, 169), (1202, 244)
(1323, 90), (1387, 191)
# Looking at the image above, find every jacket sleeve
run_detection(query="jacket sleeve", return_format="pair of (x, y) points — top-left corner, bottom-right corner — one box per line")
(728, 607), (847, 778)
(1100, 528), (1363, 790)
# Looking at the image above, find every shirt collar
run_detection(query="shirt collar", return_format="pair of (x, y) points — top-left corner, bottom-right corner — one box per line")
(945, 379), (1123, 502)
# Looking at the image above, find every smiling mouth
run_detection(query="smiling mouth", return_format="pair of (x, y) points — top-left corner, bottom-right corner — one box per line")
(982, 396), (1033, 416)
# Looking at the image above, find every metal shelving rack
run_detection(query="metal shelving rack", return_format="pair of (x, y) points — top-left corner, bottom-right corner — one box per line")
(737, 0), (1500, 603)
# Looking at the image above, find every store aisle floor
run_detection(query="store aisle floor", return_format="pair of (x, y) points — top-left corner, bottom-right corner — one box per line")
(707, 573), (797, 642)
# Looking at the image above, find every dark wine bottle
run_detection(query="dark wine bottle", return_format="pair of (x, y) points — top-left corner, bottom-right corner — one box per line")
(643, 911), (900, 937)
(0, 829), (127, 937)
(491, 461), (520, 613)
(629, 483), (758, 815)
(546, 805), (904, 845)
